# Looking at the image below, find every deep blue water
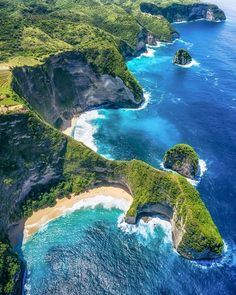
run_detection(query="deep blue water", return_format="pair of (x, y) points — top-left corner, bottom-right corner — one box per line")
(22, 1), (236, 294)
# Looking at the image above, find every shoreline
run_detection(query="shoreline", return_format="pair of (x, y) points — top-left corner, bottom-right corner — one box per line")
(9, 186), (133, 246)
(63, 116), (78, 137)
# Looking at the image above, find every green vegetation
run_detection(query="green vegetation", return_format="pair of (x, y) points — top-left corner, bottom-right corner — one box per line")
(0, 0), (178, 103)
(13, 132), (223, 261)
(0, 241), (20, 295)
(173, 49), (192, 65)
(176, 178), (223, 257)
(135, 12), (177, 42)
(0, 0), (225, 293)
(119, 160), (223, 257)
(164, 143), (199, 178)
(0, 108), (222, 261)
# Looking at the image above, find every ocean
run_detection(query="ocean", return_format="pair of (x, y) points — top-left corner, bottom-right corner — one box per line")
(21, 1), (236, 294)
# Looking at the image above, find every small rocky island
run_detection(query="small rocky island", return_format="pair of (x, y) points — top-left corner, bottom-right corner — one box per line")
(163, 144), (199, 179)
(173, 49), (192, 66)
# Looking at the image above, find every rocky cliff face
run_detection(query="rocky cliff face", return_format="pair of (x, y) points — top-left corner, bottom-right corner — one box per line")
(173, 49), (192, 65)
(0, 108), (66, 232)
(135, 28), (179, 53)
(12, 51), (143, 129)
(140, 2), (226, 23)
(125, 201), (221, 260)
(163, 144), (199, 179)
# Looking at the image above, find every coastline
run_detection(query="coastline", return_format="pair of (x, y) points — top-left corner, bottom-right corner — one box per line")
(9, 186), (133, 246)
(63, 116), (78, 137)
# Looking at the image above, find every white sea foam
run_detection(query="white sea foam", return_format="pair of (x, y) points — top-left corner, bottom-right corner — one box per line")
(151, 41), (167, 48)
(137, 90), (152, 110)
(118, 214), (172, 244)
(190, 241), (236, 269)
(64, 195), (131, 215)
(172, 20), (188, 24)
(176, 58), (200, 68)
(23, 195), (132, 244)
(125, 90), (151, 111)
(173, 18), (213, 24)
(160, 159), (207, 186)
(73, 110), (104, 152)
(138, 46), (156, 58)
(199, 159), (207, 177)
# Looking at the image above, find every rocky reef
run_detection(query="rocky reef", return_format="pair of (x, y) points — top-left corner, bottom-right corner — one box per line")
(140, 2), (226, 23)
(173, 49), (192, 65)
(12, 51), (143, 130)
(163, 144), (199, 179)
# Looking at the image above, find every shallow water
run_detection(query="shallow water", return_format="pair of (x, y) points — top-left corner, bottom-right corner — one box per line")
(22, 1), (236, 294)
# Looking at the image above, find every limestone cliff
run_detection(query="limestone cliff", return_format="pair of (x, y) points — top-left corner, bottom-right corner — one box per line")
(140, 2), (226, 23)
(0, 108), (223, 295)
(12, 51), (144, 130)
(163, 144), (199, 179)
(0, 107), (66, 232)
(135, 26), (179, 54)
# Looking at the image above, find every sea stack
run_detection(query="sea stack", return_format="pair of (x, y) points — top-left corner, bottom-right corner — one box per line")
(163, 144), (199, 179)
(173, 49), (192, 66)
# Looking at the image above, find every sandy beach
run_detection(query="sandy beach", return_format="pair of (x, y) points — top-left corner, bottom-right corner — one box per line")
(63, 116), (78, 136)
(9, 186), (133, 246)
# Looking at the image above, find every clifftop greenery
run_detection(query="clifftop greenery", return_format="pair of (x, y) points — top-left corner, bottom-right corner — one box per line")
(0, 0), (180, 106)
(173, 48), (192, 65)
(164, 144), (199, 179)
(1, 110), (223, 263)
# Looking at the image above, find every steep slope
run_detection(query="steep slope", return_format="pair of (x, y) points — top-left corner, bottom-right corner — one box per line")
(140, 2), (226, 22)
(12, 51), (143, 129)
(0, 109), (223, 261)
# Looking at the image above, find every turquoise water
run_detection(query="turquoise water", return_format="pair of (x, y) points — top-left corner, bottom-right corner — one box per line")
(22, 206), (174, 295)
(22, 0), (236, 293)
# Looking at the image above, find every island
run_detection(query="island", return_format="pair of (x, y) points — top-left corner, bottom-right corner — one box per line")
(0, 0), (225, 294)
(173, 49), (192, 66)
(163, 144), (199, 179)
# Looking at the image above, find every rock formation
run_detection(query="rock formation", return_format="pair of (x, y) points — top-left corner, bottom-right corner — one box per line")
(173, 49), (192, 66)
(140, 2), (226, 23)
(12, 51), (144, 130)
(163, 144), (199, 179)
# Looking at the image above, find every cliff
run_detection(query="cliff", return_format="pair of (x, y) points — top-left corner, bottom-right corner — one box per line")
(12, 51), (143, 129)
(173, 49), (192, 66)
(0, 105), (223, 293)
(0, 0), (226, 294)
(163, 144), (199, 179)
(122, 160), (223, 260)
(140, 2), (226, 22)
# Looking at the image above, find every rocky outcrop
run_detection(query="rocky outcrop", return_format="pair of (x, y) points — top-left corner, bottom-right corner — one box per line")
(9, 260), (25, 295)
(140, 2), (226, 23)
(125, 202), (173, 224)
(124, 200), (222, 260)
(135, 28), (179, 54)
(163, 144), (199, 179)
(0, 110), (66, 231)
(12, 51), (144, 129)
(173, 49), (192, 66)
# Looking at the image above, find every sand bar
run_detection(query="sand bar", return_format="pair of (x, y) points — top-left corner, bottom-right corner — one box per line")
(9, 186), (133, 245)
